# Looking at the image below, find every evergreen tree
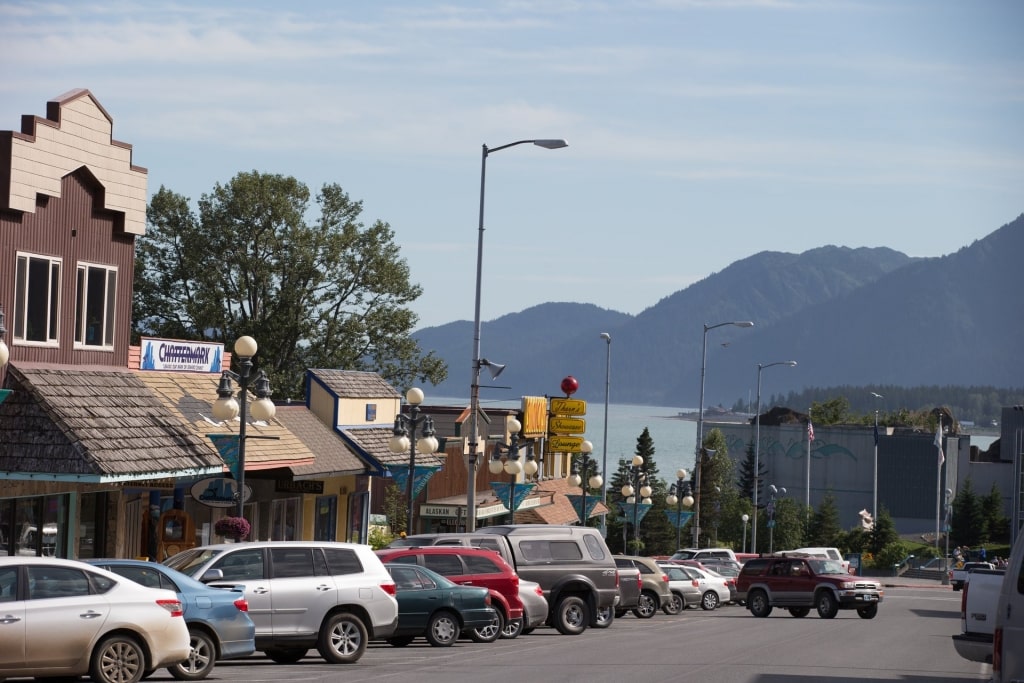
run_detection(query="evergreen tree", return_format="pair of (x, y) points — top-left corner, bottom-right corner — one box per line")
(737, 441), (766, 505)
(980, 483), (1008, 544)
(605, 456), (633, 554)
(694, 428), (736, 548)
(951, 479), (984, 548)
(807, 492), (843, 548)
(868, 506), (899, 556)
(625, 428), (675, 556)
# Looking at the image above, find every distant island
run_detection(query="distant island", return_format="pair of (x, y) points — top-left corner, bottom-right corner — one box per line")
(673, 408), (752, 424)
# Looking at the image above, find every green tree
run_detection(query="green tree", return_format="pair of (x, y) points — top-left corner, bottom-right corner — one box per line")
(980, 483), (1008, 544)
(951, 479), (984, 548)
(133, 172), (447, 398)
(763, 496), (805, 554)
(694, 428), (735, 548)
(736, 441), (766, 506)
(383, 482), (407, 536)
(810, 397), (851, 425)
(807, 492), (843, 548)
(867, 506), (899, 556)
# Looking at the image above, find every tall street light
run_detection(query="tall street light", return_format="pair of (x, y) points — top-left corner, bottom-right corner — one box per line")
(468, 138), (567, 532)
(691, 448), (717, 547)
(666, 469), (693, 551)
(694, 321), (753, 549)
(741, 513), (750, 553)
(751, 360), (797, 554)
(488, 416), (537, 524)
(621, 455), (653, 553)
(871, 391), (884, 525)
(599, 332), (612, 536)
(389, 388), (439, 534)
(212, 336), (277, 520)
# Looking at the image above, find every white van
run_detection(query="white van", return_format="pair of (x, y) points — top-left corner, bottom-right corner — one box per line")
(992, 531), (1023, 683)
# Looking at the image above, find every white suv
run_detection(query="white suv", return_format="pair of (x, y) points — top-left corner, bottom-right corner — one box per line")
(669, 547), (739, 564)
(165, 541), (398, 664)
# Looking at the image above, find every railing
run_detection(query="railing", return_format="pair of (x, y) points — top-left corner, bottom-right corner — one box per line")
(892, 554), (916, 576)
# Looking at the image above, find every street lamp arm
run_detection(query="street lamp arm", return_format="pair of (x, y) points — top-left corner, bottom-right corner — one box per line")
(486, 139), (569, 155)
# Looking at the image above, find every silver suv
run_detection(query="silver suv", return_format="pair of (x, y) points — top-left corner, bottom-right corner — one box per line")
(164, 541), (398, 664)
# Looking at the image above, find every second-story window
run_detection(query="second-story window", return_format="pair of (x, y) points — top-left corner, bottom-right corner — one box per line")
(75, 263), (116, 348)
(14, 253), (61, 345)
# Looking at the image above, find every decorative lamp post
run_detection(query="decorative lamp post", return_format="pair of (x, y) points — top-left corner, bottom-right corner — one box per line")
(389, 388), (439, 535)
(751, 360), (797, 554)
(568, 440), (603, 526)
(621, 455), (653, 553)
(0, 305), (10, 406)
(211, 335), (277, 521)
(665, 468), (694, 551)
(694, 321), (753, 548)
(741, 513), (750, 553)
(488, 416), (537, 524)
(767, 484), (786, 554)
(599, 332), (612, 536)
(691, 447), (717, 547)
(467, 138), (568, 532)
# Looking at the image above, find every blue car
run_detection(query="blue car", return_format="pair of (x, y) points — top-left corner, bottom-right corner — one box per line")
(85, 559), (255, 680)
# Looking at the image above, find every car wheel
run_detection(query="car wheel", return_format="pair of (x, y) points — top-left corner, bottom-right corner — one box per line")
(662, 593), (683, 615)
(701, 591), (720, 611)
(553, 595), (589, 635)
(471, 609), (504, 643)
(426, 610), (460, 647)
(592, 605), (614, 628)
(265, 648), (307, 664)
(169, 629), (216, 680)
(748, 590), (772, 618)
(521, 627), (536, 635)
(632, 590), (658, 619)
(317, 611), (368, 663)
(501, 617), (524, 639)
(90, 634), (146, 683)
(788, 607), (810, 618)
(857, 603), (878, 619)
(816, 591), (839, 619)
(387, 636), (416, 647)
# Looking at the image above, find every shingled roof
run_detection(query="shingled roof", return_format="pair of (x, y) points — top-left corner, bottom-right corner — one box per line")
(338, 425), (444, 475)
(0, 366), (223, 480)
(308, 369), (402, 399)
(276, 406), (367, 478)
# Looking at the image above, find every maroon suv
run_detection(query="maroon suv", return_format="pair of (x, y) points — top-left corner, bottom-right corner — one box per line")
(375, 546), (524, 640)
(736, 555), (883, 619)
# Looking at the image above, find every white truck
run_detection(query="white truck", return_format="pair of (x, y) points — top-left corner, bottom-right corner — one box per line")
(951, 567), (1005, 664)
(949, 560), (995, 591)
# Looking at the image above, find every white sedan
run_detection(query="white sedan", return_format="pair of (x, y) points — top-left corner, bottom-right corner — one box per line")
(678, 564), (733, 610)
(0, 556), (191, 683)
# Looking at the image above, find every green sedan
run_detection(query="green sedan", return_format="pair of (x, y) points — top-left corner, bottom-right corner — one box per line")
(383, 563), (498, 647)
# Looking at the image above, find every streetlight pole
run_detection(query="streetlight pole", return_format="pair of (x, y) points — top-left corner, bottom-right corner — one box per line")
(741, 514), (750, 553)
(871, 391), (884, 525)
(599, 332), (612, 536)
(692, 448), (717, 548)
(468, 138), (567, 532)
(942, 487), (953, 585)
(389, 388), (439, 535)
(695, 321), (753, 549)
(568, 440), (602, 527)
(212, 336), (277, 521)
(751, 360), (797, 554)
(666, 469), (693, 551)
(767, 484), (786, 554)
(621, 455), (652, 554)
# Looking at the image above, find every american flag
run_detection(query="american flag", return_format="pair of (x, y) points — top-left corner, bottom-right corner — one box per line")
(807, 420), (815, 442)
(935, 423), (945, 466)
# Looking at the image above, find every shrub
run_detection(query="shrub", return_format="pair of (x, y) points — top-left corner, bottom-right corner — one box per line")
(873, 541), (910, 569)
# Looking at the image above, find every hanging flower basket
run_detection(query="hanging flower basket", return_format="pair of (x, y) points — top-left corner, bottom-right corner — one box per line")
(214, 516), (251, 540)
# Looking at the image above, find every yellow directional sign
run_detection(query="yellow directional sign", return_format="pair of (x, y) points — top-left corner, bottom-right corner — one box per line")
(545, 435), (584, 453)
(550, 398), (587, 416)
(548, 416), (586, 434)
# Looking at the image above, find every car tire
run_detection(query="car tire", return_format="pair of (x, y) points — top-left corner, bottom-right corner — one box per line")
(501, 617), (524, 639)
(662, 593), (683, 615)
(521, 627), (536, 635)
(857, 603), (878, 619)
(470, 609), (504, 643)
(425, 610), (460, 647)
(788, 607), (810, 618)
(387, 636), (415, 647)
(317, 611), (368, 663)
(553, 595), (589, 635)
(90, 634), (146, 683)
(264, 649), (307, 664)
(169, 629), (216, 680)
(816, 591), (839, 619)
(632, 590), (658, 619)
(701, 591), (720, 611)
(592, 605), (614, 628)
(748, 590), (772, 618)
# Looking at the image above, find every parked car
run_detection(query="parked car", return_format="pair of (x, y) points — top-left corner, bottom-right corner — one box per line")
(678, 564), (732, 610)
(85, 558), (256, 680)
(516, 579), (549, 636)
(736, 555), (883, 619)
(655, 563), (702, 613)
(164, 541), (398, 664)
(375, 545), (524, 642)
(781, 547), (852, 574)
(0, 556), (190, 683)
(669, 547), (739, 564)
(383, 563), (497, 647)
(614, 556), (672, 618)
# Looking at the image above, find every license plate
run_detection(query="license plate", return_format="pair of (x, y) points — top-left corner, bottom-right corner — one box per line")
(862, 594), (876, 601)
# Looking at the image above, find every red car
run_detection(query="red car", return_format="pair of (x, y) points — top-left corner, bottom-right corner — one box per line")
(375, 546), (524, 641)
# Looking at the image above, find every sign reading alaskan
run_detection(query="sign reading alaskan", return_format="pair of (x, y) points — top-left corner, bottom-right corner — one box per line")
(547, 376), (587, 453)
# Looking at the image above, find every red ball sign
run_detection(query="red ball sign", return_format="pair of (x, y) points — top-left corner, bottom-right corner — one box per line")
(560, 375), (579, 396)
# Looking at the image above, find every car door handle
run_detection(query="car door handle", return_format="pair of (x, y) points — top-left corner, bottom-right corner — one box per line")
(316, 584), (333, 592)
(1, 614), (21, 624)
(80, 610), (103, 619)
(252, 587), (270, 594)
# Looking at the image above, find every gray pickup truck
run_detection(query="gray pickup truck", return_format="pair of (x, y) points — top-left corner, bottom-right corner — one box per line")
(389, 525), (620, 635)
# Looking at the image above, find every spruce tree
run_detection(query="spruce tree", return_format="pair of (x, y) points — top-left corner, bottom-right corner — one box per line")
(807, 492), (843, 548)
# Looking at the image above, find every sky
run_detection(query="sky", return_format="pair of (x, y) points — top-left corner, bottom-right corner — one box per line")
(2, 1), (1022, 329)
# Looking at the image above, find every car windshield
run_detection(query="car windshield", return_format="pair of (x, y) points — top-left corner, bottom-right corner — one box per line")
(669, 551), (697, 560)
(164, 547), (224, 575)
(808, 559), (846, 575)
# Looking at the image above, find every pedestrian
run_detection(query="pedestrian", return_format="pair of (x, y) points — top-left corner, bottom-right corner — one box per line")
(979, 546), (987, 561)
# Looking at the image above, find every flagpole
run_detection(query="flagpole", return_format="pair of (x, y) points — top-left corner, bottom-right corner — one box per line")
(935, 419), (944, 550)
(873, 410), (879, 525)
(805, 412), (811, 521)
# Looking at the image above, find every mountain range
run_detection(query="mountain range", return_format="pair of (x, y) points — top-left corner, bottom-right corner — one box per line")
(413, 214), (1024, 409)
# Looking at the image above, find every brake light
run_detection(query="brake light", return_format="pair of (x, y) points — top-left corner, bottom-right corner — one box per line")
(993, 625), (1002, 675)
(661, 573), (669, 583)
(691, 580), (699, 588)
(380, 582), (397, 596)
(157, 598), (184, 617)
(960, 582), (968, 622)
(484, 595), (492, 606)
(534, 585), (544, 597)
(615, 570), (620, 588)
(234, 597), (249, 612)
(636, 575), (642, 590)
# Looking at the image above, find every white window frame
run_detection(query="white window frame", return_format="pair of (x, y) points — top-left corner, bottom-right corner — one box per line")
(74, 261), (117, 350)
(13, 252), (62, 347)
